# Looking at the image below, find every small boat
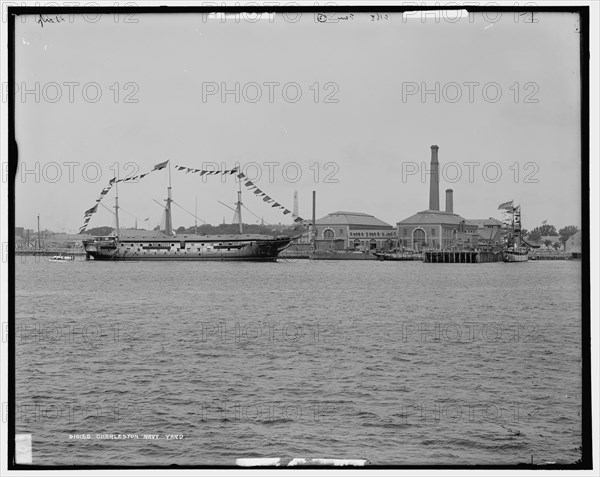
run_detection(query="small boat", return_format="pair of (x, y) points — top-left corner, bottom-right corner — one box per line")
(373, 250), (421, 261)
(308, 249), (377, 261)
(49, 254), (75, 262)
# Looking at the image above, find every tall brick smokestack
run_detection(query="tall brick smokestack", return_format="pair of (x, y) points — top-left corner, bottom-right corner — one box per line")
(446, 189), (453, 213)
(429, 145), (439, 211)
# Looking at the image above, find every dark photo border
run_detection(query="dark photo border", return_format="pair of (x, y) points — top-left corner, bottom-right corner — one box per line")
(6, 3), (591, 470)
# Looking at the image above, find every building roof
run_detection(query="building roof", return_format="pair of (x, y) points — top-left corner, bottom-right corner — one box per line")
(468, 218), (505, 228)
(397, 210), (475, 227)
(569, 230), (582, 241)
(317, 211), (393, 228)
(477, 228), (505, 242)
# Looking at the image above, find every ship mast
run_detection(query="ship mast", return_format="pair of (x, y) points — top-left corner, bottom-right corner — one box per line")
(312, 190), (317, 254)
(114, 179), (121, 238)
(236, 179), (243, 234)
(513, 205), (521, 248)
(164, 161), (173, 236)
(37, 213), (41, 252)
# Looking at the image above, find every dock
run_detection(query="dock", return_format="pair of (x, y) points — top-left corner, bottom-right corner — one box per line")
(424, 250), (503, 263)
(531, 251), (578, 260)
(279, 250), (377, 260)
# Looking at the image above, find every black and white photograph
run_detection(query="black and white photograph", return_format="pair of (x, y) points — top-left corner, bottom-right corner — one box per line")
(2, 1), (597, 473)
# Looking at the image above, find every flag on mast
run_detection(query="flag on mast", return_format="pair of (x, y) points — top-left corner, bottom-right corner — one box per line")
(498, 200), (514, 210)
(153, 160), (169, 171)
(84, 204), (98, 215)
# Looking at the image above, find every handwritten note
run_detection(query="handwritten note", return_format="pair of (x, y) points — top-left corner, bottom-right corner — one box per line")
(370, 13), (390, 22)
(37, 14), (65, 28)
(519, 12), (537, 23)
(316, 13), (355, 23)
(316, 13), (392, 23)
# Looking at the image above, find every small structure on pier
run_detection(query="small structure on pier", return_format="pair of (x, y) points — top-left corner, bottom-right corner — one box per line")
(469, 217), (505, 251)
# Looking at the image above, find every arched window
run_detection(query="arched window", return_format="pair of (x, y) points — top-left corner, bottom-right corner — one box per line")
(413, 228), (427, 246)
(323, 229), (335, 239)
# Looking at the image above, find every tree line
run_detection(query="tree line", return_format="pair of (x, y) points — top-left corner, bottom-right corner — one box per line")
(523, 224), (579, 250)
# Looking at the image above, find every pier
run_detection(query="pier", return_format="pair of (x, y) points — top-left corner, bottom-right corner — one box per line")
(531, 251), (578, 260)
(424, 250), (503, 263)
(15, 248), (85, 257)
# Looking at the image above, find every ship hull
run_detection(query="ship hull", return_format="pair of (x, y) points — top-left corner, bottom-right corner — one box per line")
(503, 252), (529, 262)
(87, 255), (283, 262)
(83, 234), (292, 262)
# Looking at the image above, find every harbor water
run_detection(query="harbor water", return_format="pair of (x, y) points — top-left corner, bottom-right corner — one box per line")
(14, 258), (583, 466)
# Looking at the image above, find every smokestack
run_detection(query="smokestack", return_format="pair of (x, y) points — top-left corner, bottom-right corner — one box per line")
(429, 145), (439, 211)
(446, 189), (453, 213)
(293, 190), (299, 219)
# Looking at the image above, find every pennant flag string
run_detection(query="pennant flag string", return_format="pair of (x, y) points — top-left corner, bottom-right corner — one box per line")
(79, 159), (173, 232)
(78, 177), (117, 232)
(83, 161), (305, 229)
(237, 177), (304, 222)
(172, 164), (240, 176)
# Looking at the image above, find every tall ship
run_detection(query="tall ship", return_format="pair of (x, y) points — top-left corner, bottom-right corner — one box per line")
(501, 202), (528, 263)
(82, 162), (298, 261)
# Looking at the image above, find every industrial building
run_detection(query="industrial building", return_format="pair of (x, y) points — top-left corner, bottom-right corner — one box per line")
(396, 145), (479, 251)
(295, 211), (396, 252)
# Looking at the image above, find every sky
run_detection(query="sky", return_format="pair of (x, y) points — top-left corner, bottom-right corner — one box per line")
(12, 9), (582, 233)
